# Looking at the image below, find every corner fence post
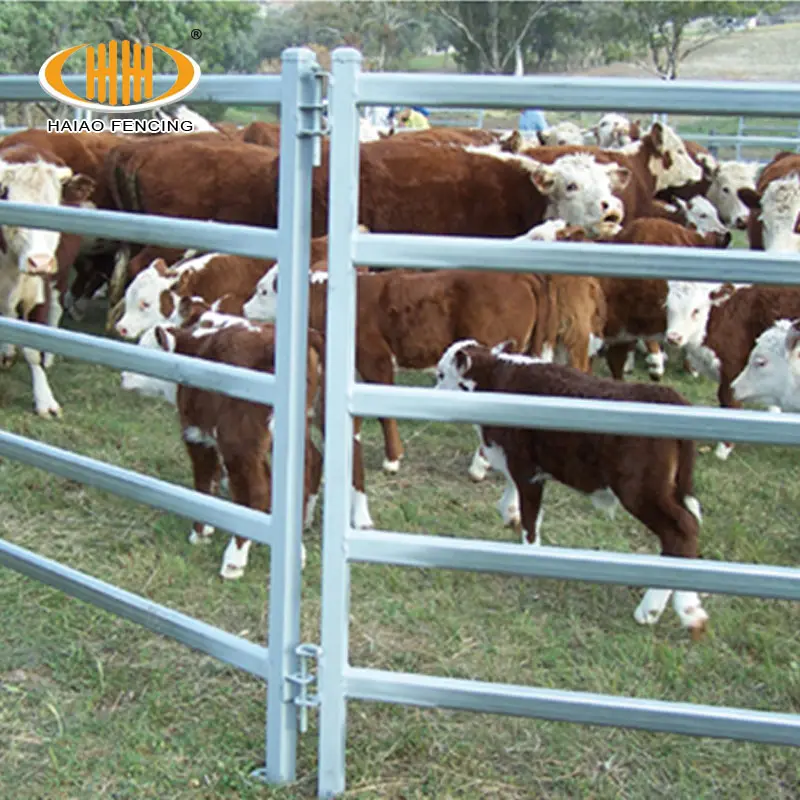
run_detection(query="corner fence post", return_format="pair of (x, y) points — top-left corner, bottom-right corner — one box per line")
(263, 46), (318, 785)
(317, 47), (363, 799)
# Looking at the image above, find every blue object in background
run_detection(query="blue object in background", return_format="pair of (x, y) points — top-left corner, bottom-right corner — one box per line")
(519, 108), (548, 132)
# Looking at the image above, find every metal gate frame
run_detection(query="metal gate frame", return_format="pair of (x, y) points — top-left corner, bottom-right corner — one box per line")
(317, 47), (800, 797)
(0, 47), (322, 786)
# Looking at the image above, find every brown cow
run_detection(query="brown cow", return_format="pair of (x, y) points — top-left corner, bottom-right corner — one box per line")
(435, 339), (708, 637)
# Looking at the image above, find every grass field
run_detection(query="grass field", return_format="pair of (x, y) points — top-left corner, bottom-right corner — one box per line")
(2, 237), (800, 799)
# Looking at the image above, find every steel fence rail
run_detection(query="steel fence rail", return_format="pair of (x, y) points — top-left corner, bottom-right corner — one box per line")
(0, 430), (273, 544)
(0, 318), (275, 404)
(346, 668), (800, 747)
(684, 132), (800, 148)
(357, 72), (800, 116)
(355, 232), (800, 284)
(0, 202), (280, 261)
(0, 74), (282, 105)
(352, 385), (800, 446)
(318, 47), (800, 798)
(0, 538), (270, 678)
(347, 531), (800, 601)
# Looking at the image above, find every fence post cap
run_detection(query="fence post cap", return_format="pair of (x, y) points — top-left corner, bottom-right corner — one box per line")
(332, 47), (362, 64)
(281, 47), (316, 64)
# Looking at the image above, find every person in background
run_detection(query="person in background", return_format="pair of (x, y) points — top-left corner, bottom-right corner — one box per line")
(389, 105), (431, 130)
(519, 107), (548, 133)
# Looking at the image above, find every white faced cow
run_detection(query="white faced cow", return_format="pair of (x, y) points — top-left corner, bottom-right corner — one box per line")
(705, 160), (761, 230)
(741, 173), (800, 253)
(0, 146), (93, 417)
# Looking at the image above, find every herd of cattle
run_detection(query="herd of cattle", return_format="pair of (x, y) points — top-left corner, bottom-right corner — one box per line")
(0, 106), (798, 639)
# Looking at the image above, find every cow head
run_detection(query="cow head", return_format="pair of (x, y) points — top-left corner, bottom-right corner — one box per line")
(674, 195), (728, 236)
(705, 160), (761, 229)
(526, 152), (629, 232)
(591, 113), (640, 149)
(434, 339), (482, 392)
(0, 152), (92, 276)
(243, 263), (279, 321)
(739, 173), (800, 253)
(119, 324), (178, 404)
(645, 122), (703, 193)
(537, 121), (585, 146)
(731, 319), (796, 409)
(665, 280), (737, 349)
(115, 258), (180, 339)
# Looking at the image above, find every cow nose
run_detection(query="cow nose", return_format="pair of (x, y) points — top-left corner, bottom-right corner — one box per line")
(666, 332), (683, 346)
(26, 254), (56, 274)
(603, 208), (622, 224)
(116, 324), (128, 337)
(735, 216), (748, 230)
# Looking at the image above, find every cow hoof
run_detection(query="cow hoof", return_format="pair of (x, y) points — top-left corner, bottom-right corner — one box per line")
(688, 618), (709, 641)
(220, 563), (245, 580)
(648, 372), (663, 383)
(189, 524), (214, 545)
(468, 464), (487, 482)
(36, 403), (62, 419)
(382, 458), (401, 474)
(714, 442), (734, 461)
(502, 508), (521, 528)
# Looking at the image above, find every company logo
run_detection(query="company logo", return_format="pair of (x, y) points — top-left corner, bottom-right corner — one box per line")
(38, 40), (201, 114)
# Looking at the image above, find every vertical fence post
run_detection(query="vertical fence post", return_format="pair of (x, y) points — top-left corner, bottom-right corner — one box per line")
(317, 46), (362, 799)
(263, 46), (318, 785)
(736, 115), (744, 160)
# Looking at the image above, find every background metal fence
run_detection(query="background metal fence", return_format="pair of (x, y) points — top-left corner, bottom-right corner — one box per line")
(317, 47), (800, 798)
(1, 43), (800, 799)
(0, 46), (323, 788)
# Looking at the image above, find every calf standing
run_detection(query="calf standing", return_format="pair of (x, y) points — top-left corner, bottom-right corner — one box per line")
(435, 339), (708, 635)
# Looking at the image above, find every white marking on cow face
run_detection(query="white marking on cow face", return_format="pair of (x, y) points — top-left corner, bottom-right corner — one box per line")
(119, 325), (177, 403)
(647, 123), (703, 192)
(731, 319), (796, 409)
(538, 121), (585, 146)
(534, 153), (628, 230)
(243, 264), (279, 321)
(675, 196), (727, 235)
(593, 113), (634, 149)
(434, 339), (480, 392)
(116, 264), (178, 339)
(706, 161), (760, 229)
(664, 280), (734, 349)
(515, 219), (567, 242)
(189, 310), (258, 338)
(758, 174), (800, 253)
(0, 157), (74, 275)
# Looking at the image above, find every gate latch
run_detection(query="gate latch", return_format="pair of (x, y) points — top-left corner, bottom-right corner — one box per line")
(287, 642), (321, 733)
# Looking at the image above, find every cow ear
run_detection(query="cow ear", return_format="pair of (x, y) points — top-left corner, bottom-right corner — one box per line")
(530, 164), (556, 195)
(62, 173), (95, 203)
(710, 282), (736, 306)
(738, 187), (761, 211)
(491, 339), (517, 355)
(454, 349), (472, 373)
(175, 270), (193, 294)
(649, 121), (665, 152)
(154, 326), (176, 352)
(608, 164), (631, 191)
(151, 258), (169, 277)
(785, 320), (800, 354)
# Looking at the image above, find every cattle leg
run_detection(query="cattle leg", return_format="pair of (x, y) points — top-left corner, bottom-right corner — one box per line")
(358, 348), (404, 472)
(185, 441), (222, 544)
(626, 486), (707, 634)
(644, 340), (666, 382)
(41, 285), (64, 369)
(513, 473), (545, 546)
(715, 377), (741, 461)
(623, 349), (636, 374)
(304, 439), (323, 529)
(606, 343), (632, 380)
(468, 439), (492, 482)
(351, 418), (374, 528)
(219, 454), (271, 580)
(682, 355), (699, 378)
(24, 292), (61, 418)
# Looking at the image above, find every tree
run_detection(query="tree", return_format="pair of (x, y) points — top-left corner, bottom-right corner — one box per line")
(617, 1), (779, 79)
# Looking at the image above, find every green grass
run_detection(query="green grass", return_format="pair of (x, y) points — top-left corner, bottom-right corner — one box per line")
(2, 259), (800, 798)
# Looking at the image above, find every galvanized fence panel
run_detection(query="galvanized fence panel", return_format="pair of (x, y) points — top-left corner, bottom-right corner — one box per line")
(318, 47), (800, 797)
(0, 49), (318, 786)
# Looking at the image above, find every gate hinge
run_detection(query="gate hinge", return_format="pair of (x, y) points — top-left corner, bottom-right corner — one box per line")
(286, 642), (321, 733)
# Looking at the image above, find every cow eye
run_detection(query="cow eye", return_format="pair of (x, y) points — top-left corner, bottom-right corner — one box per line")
(722, 187), (730, 194)
(140, 300), (150, 310)
(691, 309), (699, 319)
(0, 185), (7, 201)
(566, 182), (578, 192)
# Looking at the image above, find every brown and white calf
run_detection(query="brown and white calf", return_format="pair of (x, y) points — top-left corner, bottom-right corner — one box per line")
(243, 263), (552, 474)
(435, 339), (708, 635)
(0, 144), (95, 416)
(665, 281), (800, 460)
(134, 308), (373, 579)
(590, 113), (642, 149)
(114, 252), (272, 340)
